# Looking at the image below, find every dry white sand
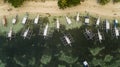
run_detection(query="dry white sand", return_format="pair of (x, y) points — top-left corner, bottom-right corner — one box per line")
(0, 0), (120, 18)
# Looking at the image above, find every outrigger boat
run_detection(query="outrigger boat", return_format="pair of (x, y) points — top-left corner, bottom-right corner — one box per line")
(105, 20), (110, 33)
(12, 15), (18, 24)
(2, 16), (7, 27)
(85, 16), (89, 25)
(23, 27), (30, 39)
(56, 18), (60, 31)
(7, 27), (13, 40)
(43, 24), (49, 37)
(97, 30), (102, 43)
(34, 14), (39, 24)
(22, 13), (28, 24)
(64, 35), (72, 46)
(65, 16), (72, 24)
(84, 29), (95, 40)
(114, 19), (118, 27)
(114, 27), (119, 39)
(76, 12), (80, 22)
(96, 17), (100, 26)
(61, 33), (74, 46)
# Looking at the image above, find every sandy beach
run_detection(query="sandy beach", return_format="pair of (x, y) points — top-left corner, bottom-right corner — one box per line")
(0, 0), (120, 18)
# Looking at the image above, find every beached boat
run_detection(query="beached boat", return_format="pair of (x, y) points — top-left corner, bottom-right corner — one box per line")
(2, 16), (7, 27)
(56, 18), (60, 31)
(65, 16), (72, 24)
(12, 15), (18, 24)
(76, 12), (80, 22)
(105, 20), (110, 32)
(34, 14), (39, 24)
(22, 13), (28, 24)
(85, 16), (89, 24)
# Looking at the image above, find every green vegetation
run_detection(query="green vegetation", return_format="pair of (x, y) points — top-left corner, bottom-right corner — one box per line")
(98, 0), (120, 5)
(57, 0), (120, 8)
(4, 0), (25, 7)
(4, 0), (120, 8)
(113, 0), (120, 3)
(58, 0), (83, 9)
(98, 0), (110, 5)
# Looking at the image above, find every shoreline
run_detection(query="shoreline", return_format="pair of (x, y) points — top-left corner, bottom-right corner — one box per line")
(0, 0), (120, 19)
(0, 12), (118, 35)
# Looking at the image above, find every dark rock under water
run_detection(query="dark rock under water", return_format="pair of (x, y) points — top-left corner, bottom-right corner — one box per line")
(0, 24), (120, 67)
